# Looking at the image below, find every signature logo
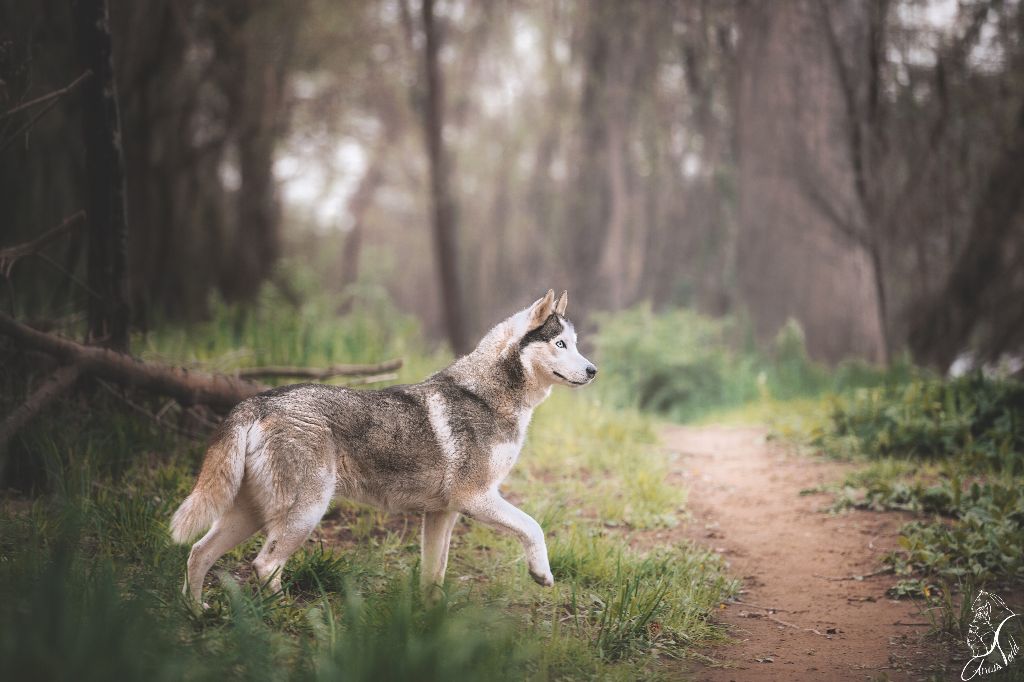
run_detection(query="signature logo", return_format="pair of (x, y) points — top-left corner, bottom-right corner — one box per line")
(962, 590), (1020, 680)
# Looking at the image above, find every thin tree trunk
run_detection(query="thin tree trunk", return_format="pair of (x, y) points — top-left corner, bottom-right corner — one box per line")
(421, 0), (469, 354)
(598, 104), (629, 309)
(73, 0), (131, 351)
(338, 161), (385, 312)
(868, 243), (891, 364)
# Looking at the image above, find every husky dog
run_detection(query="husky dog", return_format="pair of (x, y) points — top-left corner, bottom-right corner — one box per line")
(170, 289), (596, 603)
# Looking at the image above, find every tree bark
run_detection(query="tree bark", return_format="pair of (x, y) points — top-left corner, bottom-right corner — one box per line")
(338, 160), (385, 312)
(420, 0), (470, 355)
(73, 0), (131, 351)
(909, 96), (1024, 369)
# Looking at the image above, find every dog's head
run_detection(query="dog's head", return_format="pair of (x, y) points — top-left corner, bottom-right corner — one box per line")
(514, 290), (597, 388)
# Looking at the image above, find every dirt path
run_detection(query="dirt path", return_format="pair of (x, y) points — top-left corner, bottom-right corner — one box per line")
(664, 425), (954, 681)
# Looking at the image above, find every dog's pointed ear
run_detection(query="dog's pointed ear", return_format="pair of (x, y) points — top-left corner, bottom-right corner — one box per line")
(555, 290), (568, 316)
(527, 289), (556, 328)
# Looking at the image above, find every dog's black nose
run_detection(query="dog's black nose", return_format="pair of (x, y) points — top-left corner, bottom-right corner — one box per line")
(586, 365), (597, 378)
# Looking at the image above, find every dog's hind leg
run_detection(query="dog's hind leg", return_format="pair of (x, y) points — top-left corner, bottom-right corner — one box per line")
(420, 510), (459, 599)
(252, 488), (332, 594)
(462, 491), (553, 587)
(184, 500), (261, 604)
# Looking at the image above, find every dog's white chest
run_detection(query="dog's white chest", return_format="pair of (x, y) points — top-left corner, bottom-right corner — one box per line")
(488, 440), (522, 482)
(488, 411), (532, 483)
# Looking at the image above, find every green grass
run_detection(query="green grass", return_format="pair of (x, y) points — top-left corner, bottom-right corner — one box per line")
(0, 293), (736, 680)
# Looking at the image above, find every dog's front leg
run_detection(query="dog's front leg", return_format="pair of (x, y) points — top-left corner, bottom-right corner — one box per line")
(421, 510), (460, 599)
(462, 491), (553, 586)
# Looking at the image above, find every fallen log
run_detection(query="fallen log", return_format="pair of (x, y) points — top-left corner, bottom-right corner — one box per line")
(0, 312), (266, 411)
(0, 310), (404, 446)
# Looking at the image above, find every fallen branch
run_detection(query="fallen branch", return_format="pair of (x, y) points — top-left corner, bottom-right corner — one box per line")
(342, 372), (399, 386)
(236, 358), (402, 380)
(0, 312), (404, 419)
(95, 379), (207, 441)
(813, 567), (892, 582)
(766, 614), (830, 638)
(0, 364), (82, 458)
(731, 599), (790, 613)
(0, 211), (86, 277)
(1, 71), (93, 119)
(0, 311), (266, 411)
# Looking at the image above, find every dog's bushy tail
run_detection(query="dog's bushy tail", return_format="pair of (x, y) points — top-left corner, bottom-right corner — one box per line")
(170, 424), (247, 543)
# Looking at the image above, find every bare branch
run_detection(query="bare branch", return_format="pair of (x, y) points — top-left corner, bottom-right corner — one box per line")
(0, 211), (86, 277)
(95, 379), (208, 441)
(818, 1), (871, 213)
(342, 372), (399, 386)
(235, 359), (403, 381)
(0, 365), (82, 461)
(0, 70), (93, 119)
(791, 154), (869, 249)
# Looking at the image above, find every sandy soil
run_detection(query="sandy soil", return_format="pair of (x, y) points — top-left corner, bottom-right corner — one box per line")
(665, 425), (959, 681)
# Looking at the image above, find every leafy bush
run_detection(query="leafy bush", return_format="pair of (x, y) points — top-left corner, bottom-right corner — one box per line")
(809, 374), (1024, 586)
(590, 304), (907, 422)
(591, 305), (760, 421)
(814, 374), (1024, 472)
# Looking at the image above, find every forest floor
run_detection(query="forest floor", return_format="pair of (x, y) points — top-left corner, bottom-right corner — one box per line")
(667, 425), (960, 681)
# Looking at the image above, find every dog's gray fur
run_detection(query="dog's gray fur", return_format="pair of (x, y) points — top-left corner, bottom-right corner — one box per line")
(170, 290), (596, 603)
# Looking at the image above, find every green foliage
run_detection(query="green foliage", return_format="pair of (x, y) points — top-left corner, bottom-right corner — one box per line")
(314, 583), (521, 681)
(806, 374), (1024, 588)
(814, 374), (1024, 471)
(892, 479), (1024, 582)
(286, 543), (360, 597)
(136, 282), (435, 381)
(0, 519), (186, 682)
(591, 304), (912, 423)
(592, 305), (760, 421)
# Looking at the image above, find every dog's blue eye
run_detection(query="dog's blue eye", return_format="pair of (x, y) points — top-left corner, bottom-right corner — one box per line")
(555, 340), (566, 349)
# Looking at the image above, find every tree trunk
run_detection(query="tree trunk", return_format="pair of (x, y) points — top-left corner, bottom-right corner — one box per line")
(73, 0), (131, 351)
(338, 160), (385, 312)
(421, 0), (469, 354)
(735, 0), (886, 364)
(909, 96), (1024, 369)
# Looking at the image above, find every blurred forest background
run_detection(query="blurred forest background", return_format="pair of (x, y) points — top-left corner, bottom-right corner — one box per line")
(2, 0), (1023, 369)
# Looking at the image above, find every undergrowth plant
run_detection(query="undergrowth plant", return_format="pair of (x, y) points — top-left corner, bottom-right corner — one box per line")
(592, 304), (915, 422)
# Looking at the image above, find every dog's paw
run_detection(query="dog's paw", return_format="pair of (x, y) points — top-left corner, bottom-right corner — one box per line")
(530, 569), (554, 587)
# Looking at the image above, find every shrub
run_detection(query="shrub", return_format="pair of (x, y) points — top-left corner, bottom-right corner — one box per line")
(815, 374), (1024, 472)
(591, 305), (759, 421)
